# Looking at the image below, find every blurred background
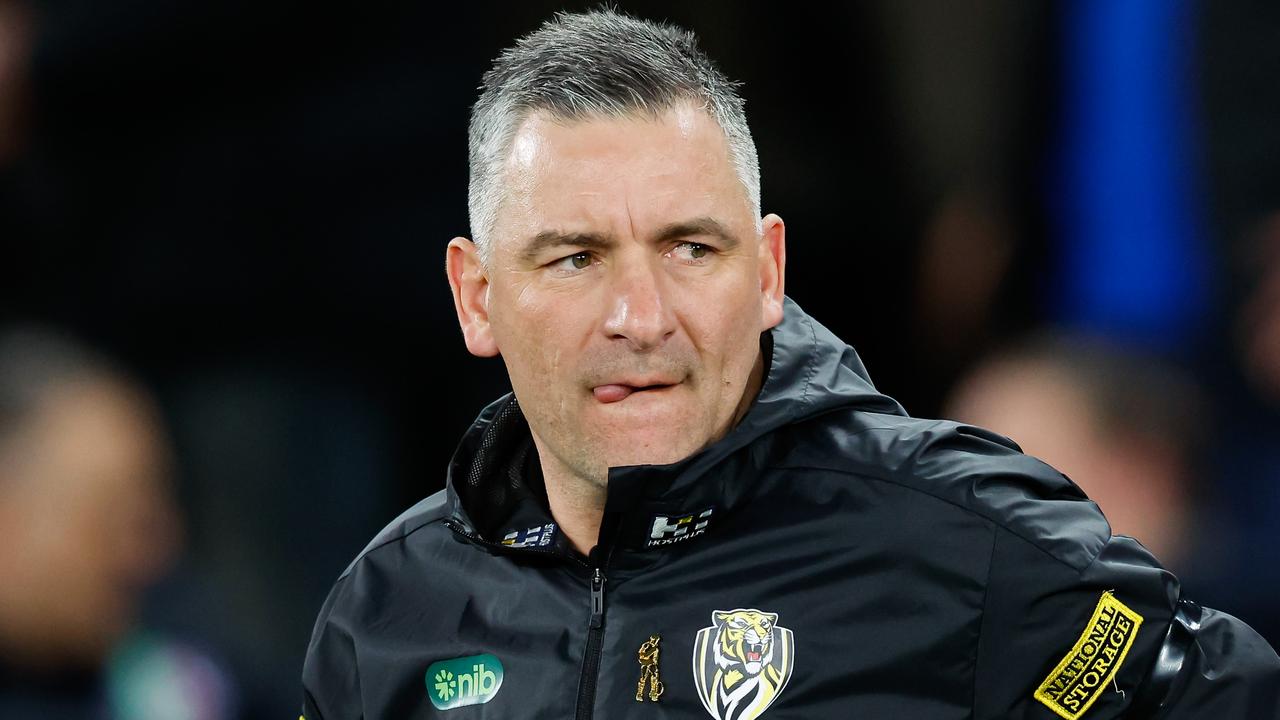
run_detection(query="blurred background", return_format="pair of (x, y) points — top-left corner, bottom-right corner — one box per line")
(1, 0), (1278, 716)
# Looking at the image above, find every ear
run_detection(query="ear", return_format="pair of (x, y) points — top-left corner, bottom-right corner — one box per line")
(714, 611), (732, 627)
(446, 237), (499, 357)
(757, 213), (786, 331)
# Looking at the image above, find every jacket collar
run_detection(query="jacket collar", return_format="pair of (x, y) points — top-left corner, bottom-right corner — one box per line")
(443, 296), (905, 558)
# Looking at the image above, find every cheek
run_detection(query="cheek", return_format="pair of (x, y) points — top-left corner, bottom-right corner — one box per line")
(491, 296), (582, 384)
(489, 285), (544, 350)
(689, 304), (760, 373)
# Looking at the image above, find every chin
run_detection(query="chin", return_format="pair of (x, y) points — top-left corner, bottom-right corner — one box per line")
(602, 431), (707, 469)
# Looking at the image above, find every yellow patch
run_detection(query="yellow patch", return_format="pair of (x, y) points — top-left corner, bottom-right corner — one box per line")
(1034, 591), (1144, 720)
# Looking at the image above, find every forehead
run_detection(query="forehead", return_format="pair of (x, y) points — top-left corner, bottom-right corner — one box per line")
(493, 103), (751, 247)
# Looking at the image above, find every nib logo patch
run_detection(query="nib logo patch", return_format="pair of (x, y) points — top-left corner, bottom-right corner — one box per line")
(425, 654), (504, 710)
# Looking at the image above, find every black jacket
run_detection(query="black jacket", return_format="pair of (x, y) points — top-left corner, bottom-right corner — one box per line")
(302, 297), (1280, 719)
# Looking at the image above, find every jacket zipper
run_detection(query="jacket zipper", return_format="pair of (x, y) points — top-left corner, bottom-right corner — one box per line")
(575, 565), (607, 720)
(444, 517), (613, 719)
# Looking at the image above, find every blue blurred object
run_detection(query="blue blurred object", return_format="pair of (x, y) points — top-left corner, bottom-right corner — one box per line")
(1050, 0), (1211, 350)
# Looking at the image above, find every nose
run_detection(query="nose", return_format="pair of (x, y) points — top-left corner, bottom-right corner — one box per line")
(602, 257), (677, 352)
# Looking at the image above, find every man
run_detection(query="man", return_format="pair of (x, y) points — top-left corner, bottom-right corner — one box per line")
(946, 333), (1202, 569)
(0, 327), (235, 719)
(302, 10), (1280, 719)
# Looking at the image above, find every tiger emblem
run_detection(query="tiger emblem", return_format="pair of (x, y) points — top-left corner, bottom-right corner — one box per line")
(692, 608), (795, 720)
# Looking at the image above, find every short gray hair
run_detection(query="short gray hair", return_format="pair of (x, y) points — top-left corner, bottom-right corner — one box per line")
(467, 9), (761, 264)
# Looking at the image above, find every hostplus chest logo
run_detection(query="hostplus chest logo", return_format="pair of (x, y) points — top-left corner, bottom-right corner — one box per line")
(647, 507), (714, 548)
(426, 654), (504, 710)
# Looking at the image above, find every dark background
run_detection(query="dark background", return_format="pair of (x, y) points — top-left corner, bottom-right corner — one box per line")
(2, 1), (1278, 716)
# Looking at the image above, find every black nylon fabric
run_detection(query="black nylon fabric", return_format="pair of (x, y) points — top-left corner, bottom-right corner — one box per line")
(302, 296), (1280, 719)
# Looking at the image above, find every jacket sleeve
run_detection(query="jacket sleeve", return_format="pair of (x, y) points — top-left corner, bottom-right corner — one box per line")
(969, 493), (1280, 720)
(301, 575), (364, 720)
(906, 421), (1280, 719)
(1155, 604), (1280, 718)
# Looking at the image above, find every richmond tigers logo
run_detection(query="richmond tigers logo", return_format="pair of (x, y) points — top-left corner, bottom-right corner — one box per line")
(692, 608), (795, 720)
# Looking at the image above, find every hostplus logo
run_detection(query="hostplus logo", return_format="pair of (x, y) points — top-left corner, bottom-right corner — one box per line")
(648, 507), (714, 547)
(426, 654), (504, 710)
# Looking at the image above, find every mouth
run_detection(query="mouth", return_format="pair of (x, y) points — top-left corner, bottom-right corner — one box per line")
(591, 380), (680, 404)
(746, 643), (765, 662)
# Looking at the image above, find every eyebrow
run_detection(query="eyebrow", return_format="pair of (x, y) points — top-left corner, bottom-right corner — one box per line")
(518, 216), (740, 264)
(652, 217), (741, 251)
(518, 230), (616, 264)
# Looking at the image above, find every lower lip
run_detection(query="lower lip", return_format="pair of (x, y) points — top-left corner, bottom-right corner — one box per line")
(592, 383), (676, 404)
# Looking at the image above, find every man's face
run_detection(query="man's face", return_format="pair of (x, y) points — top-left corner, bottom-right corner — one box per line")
(448, 103), (785, 485)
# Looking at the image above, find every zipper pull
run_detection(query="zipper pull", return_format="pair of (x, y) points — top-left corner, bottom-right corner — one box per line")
(590, 567), (607, 628)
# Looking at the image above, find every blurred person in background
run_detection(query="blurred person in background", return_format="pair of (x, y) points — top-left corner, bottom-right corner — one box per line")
(945, 334), (1202, 570)
(1236, 215), (1280, 405)
(1190, 210), (1280, 648)
(1185, 0), (1280, 649)
(0, 328), (236, 719)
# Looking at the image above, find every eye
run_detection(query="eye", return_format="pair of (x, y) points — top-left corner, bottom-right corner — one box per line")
(671, 241), (712, 263)
(551, 251), (594, 273)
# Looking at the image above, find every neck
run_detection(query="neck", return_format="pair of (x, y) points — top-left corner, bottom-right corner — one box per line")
(540, 461), (606, 557)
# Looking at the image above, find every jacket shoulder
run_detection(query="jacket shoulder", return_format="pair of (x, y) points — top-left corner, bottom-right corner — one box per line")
(338, 488), (452, 580)
(302, 489), (453, 713)
(784, 410), (1110, 571)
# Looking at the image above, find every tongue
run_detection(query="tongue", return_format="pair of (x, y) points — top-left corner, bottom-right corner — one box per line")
(748, 651), (760, 661)
(593, 384), (635, 403)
